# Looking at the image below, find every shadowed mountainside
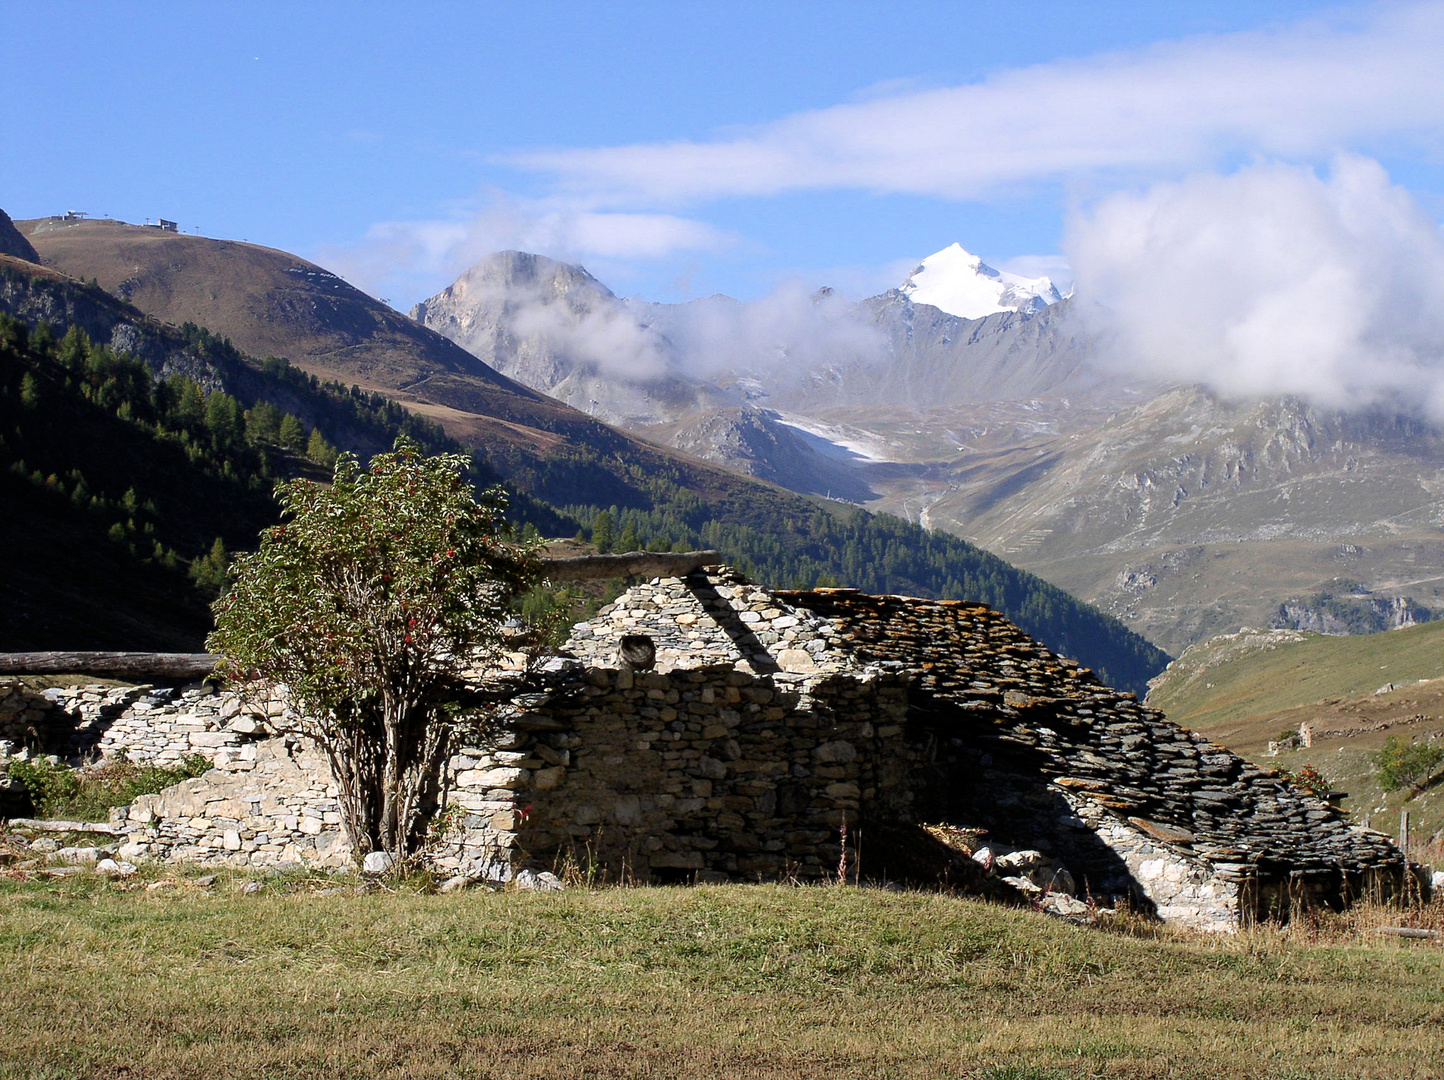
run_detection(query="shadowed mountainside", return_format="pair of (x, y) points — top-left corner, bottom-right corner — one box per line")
(8, 217), (1171, 692)
(0, 211), (39, 263)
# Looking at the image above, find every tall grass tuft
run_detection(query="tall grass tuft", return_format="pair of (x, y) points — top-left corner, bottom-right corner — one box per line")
(6, 753), (210, 821)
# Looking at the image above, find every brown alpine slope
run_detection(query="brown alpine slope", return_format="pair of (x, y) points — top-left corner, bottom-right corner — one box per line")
(14, 216), (842, 509)
(17, 217), (621, 450)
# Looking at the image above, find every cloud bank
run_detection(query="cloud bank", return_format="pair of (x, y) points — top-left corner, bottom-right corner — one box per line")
(320, 198), (733, 307)
(418, 250), (887, 387)
(511, 3), (1444, 205)
(1065, 156), (1444, 414)
(635, 283), (888, 383)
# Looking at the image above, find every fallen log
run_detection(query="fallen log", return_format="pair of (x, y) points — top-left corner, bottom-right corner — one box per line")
(542, 550), (723, 582)
(1376, 926), (1443, 940)
(5, 818), (122, 835)
(0, 652), (218, 680)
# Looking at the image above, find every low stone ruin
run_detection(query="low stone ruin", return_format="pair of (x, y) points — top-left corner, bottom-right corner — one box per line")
(0, 568), (1410, 930)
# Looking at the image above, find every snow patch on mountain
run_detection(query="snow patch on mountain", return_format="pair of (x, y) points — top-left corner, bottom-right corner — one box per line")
(901, 243), (1063, 320)
(771, 413), (895, 463)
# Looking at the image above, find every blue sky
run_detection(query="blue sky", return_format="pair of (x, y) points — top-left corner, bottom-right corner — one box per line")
(4, 1), (1442, 308)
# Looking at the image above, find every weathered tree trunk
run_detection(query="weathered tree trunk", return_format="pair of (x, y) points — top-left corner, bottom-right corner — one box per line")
(0, 652), (218, 679)
(542, 550), (722, 581)
(5, 818), (122, 835)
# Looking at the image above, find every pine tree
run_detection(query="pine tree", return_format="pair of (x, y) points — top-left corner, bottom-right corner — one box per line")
(591, 509), (614, 553)
(204, 391), (245, 449)
(245, 400), (282, 445)
(306, 427), (338, 468)
(279, 413), (306, 450)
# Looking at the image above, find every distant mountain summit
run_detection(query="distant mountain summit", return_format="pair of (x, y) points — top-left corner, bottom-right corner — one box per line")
(900, 243), (1063, 319)
(411, 250), (735, 426)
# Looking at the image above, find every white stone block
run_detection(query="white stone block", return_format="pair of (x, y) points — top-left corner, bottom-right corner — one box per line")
(362, 851), (393, 874)
(456, 767), (527, 790)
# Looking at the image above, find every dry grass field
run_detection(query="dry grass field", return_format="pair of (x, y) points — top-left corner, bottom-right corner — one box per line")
(1, 869), (1442, 1080)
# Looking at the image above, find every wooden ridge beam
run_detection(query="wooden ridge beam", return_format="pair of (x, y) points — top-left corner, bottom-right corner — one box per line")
(541, 550), (723, 582)
(0, 652), (218, 680)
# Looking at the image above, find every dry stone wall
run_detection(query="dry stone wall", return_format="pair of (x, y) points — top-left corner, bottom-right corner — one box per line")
(1, 569), (1409, 930)
(0, 678), (355, 870)
(112, 737), (352, 868)
(0, 678), (267, 767)
(429, 664), (911, 885)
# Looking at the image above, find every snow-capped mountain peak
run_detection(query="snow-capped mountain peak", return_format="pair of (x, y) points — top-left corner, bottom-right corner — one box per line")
(900, 243), (1063, 320)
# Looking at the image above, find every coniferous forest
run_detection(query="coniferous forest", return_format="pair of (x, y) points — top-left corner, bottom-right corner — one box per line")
(0, 305), (1169, 693)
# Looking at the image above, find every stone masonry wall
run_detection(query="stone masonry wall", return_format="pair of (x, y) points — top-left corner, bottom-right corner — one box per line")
(0, 678), (354, 870)
(0, 678), (272, 767)
(2, 569), (1409, 931)
(429, 664), (911, 884)
(112, 738), (352, 869)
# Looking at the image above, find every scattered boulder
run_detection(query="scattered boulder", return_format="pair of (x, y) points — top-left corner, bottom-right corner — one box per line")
(55, 846), (101, 864)
(514, 869), (564, 891)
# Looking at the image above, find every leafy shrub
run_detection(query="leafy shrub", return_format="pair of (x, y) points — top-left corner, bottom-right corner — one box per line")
(1371, 735), (1444, 795)
(5, 757), (77, 817)
(8, 754), (210, 820)
(1277, 763), (1327, 795)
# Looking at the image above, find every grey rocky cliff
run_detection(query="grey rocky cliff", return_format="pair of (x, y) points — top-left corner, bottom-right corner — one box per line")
(412, 251), (738, 427)
(0, 263), (224, 389)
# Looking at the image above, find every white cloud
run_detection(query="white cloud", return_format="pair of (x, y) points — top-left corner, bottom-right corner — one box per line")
(508, 2), (1444, 205)
(639, 281), (888, 382)
(510, 296), (671, 383)
(317, 197), (734, 306)
(1064, 156), (1444, 415)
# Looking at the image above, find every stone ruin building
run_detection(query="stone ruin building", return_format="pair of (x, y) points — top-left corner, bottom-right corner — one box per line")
(1, 567), (1408, 932)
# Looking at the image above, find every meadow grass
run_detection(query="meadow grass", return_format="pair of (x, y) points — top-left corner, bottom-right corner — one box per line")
(1, 871), (1442, 1079)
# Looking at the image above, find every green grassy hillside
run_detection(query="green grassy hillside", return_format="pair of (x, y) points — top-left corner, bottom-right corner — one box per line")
(1147, 623), (1444, 850)
(1147, 621), (1444, 738)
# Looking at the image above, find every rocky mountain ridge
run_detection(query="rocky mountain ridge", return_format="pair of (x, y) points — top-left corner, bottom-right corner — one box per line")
(411, 247), (1444, 654)
(9, 214), (1169, 692)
